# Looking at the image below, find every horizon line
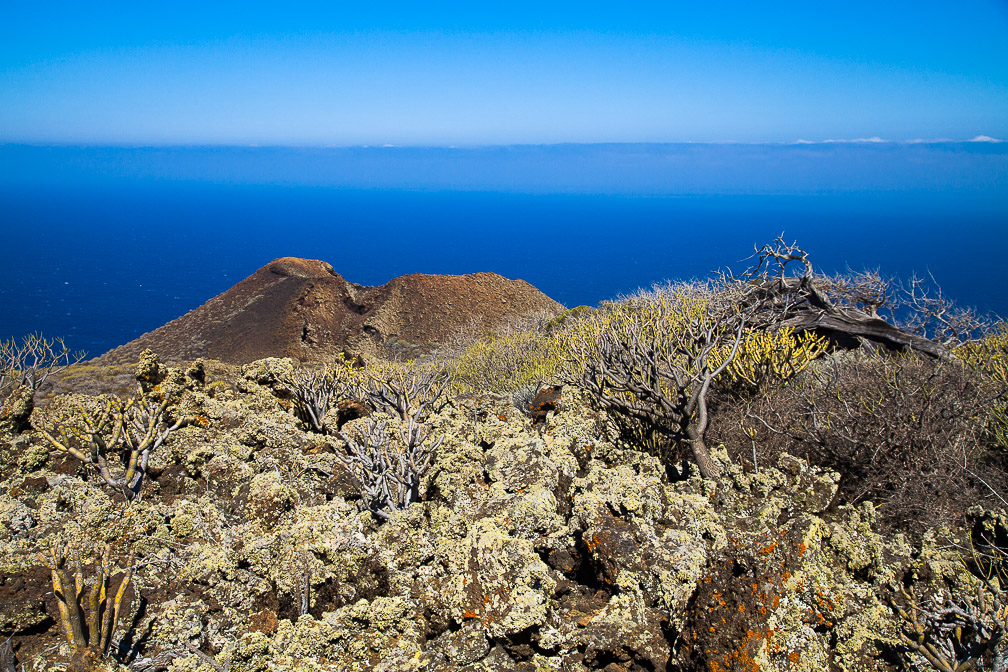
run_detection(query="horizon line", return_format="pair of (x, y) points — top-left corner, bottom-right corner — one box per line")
(0, 136), (1003, 150)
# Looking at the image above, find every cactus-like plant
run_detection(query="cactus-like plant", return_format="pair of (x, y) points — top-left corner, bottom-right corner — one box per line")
(337, 416), (442, 520)
(888, 584), (1007, 672)
(37, 386), (185, 500)
(283, 357), (359, 432)
(716, 326), (829, 395)
(361, 360), (449, 423)
(46, 544), (136, 665)
(0, 333), (84, 430)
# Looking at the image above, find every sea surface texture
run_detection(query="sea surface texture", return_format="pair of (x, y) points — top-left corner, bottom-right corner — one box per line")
(1, 143), (1006, 357)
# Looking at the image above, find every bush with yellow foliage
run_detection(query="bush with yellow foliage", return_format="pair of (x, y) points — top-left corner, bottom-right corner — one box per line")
(449, 329), (564, 413)
(956, 324), (1008, 449)
(717, 326), (830, 396)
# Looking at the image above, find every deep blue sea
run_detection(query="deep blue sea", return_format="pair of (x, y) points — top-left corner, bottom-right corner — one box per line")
(2, 143), (1006, 358)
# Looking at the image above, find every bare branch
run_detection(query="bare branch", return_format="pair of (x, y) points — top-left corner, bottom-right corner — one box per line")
(336, 415), (441, 520)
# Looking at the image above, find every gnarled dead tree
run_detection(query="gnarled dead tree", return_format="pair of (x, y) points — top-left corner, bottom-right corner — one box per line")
(742, 238), (950, 358)
(37, 388), (186, 500)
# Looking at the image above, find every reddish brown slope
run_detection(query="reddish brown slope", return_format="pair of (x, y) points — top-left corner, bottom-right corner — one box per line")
(97, 257), (563, 365)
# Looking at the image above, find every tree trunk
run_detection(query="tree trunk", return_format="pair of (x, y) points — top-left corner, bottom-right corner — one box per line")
(684, 374), (722, 480)
(685, 401), (721, 480)
(755, 275), (947, 359)
(688, 435), (722, 480)
(783, 310), (946, 359)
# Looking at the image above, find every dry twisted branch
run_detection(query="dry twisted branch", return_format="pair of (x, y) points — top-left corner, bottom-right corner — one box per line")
(337, 416), (442, 520)
(741, 237), (950, 358)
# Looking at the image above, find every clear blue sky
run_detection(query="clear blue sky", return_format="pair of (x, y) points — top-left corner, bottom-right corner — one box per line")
(2, 1), (1006, 145)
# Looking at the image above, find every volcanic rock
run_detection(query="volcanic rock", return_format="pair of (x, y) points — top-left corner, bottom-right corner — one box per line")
(97, 257), (563, 364)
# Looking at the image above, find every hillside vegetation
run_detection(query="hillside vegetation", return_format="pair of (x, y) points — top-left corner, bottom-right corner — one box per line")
(2, 241), (1007, 672)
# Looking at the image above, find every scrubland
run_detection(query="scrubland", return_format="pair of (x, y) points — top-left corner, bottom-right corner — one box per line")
(2, 242), (1007, 672)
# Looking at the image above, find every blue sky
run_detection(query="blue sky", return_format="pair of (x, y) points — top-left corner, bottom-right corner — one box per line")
(2, 1), (1007, 145)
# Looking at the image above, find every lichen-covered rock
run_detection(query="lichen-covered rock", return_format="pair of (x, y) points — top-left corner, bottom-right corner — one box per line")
(239, 357), (296, 391)
(134, 348), (165, 389)
(582, 512), (706, 622)
(3, 358), (1000, 672)
(442, 518), (558, 639)
(16, 440), (50, 472)
(0, 384), (35, 432)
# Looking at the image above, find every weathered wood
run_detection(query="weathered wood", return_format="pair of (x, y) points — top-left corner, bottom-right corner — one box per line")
(783, 308), (946, 359)
(744, 242), (948, 359)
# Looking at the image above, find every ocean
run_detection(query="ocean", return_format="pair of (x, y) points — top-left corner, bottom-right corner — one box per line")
(1, 144), (1006, 358)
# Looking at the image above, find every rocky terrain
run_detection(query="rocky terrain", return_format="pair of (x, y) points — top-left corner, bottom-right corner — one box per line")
(1, 352), (1002, 672)
(96, 258), (563, 365)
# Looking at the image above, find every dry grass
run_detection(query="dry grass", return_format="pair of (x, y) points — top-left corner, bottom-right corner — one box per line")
(712, 351), (996, 532)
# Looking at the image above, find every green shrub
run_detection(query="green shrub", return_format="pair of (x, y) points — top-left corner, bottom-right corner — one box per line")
(450, 329), (564, 412)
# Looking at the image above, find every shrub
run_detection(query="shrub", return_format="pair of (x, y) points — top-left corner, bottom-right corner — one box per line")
(0, 333), (84, 430)
(337, 416), (442, 520)
(450, 329), (564, 414)
(283, 356), (360, 433)
(887, 508), (1008, 671)
(889, 583), (1008, 671)
(46, 544), (137, 666)
(558, 280), (751, 479)
(956, 324), (1008, 449)
(36, 386), (187, 500)
(714, 326), (829, 397)
(360, 359), (450, 423)
(730, 351), (989, 531)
